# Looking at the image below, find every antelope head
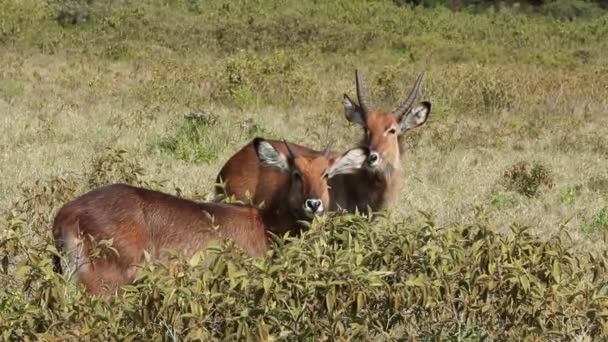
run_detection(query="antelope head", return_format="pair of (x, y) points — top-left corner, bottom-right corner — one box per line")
(343, 70), (431, 173)
(254, 138), (368, 219)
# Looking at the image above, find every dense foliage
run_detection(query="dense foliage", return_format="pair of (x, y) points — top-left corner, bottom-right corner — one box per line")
(1, 148), (607, 340)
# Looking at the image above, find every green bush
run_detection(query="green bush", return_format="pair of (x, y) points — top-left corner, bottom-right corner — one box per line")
(52, 0), (94, 27)
(541, 0), (603, 20)
(153, 111), (269, 165)
(558, 185), (581, 204)
(580, 207), (608, 234)
(211, 50), (313, 107)
(1, 155), (607, 340)
(154, 112), (227, 164)
(491, 191), (519, 209)
(87, 147), (147, 188)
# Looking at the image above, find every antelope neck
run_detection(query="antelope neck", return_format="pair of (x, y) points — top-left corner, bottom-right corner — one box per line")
(261, 202), (305, 235)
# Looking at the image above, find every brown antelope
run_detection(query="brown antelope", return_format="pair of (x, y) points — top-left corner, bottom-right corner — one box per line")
(215, 70), (431, 214)
(53, 138), (368, 296)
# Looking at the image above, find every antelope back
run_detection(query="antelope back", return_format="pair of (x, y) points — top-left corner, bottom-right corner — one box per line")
(52, 184), (270, 296)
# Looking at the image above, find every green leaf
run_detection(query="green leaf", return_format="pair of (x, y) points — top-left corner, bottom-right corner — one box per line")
(189, 252), (202, 267)
(552, 260), (561, 283)
(326, 290), (335, 313)
(263, 277), (273, 292)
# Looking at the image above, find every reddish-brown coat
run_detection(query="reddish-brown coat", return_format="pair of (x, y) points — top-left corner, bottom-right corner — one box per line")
(216, 71), (431, 214)
(53, 184), (279, 296)
(217, 140), (322, 209)
(216, 138), (400, 214)
(53, 139), (367, 296)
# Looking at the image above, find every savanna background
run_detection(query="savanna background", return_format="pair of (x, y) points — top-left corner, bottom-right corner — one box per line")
(1, 0), (607, 340)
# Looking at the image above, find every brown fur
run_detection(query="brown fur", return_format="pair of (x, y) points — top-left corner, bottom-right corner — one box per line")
(53, 184), (279, 296)
(216, 140), (319, 207)
(215, 108), (430, 214)
(53, 138), (354, 296)
(215, 71), (430, 214)
(328, 107), (427, 213)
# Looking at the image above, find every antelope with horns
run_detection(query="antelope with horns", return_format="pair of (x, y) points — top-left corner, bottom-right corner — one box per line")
(215, 70), (431, 214)
(53, 138), (368, 296)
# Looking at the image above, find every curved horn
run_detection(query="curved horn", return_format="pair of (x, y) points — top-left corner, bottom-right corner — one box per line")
(283, 140), (298, 159)
(355, 69), (371, 113)
(393, 72), (425, 118)
(322, 142), (332, 159)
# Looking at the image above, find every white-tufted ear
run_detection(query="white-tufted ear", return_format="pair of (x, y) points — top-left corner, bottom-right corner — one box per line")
(344, 94), (366, 126)
(400, 101), (431, 133)
(327, 147), (368, 178)
(254, 139), (289, 173)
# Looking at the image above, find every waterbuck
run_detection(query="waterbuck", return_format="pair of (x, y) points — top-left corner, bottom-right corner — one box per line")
(215, 70), (431, 214)
(53, 138), (368, 296)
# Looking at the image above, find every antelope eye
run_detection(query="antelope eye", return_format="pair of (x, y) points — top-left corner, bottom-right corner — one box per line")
(292, 171), (302, 180)
(322, 172), (329, 180)
(387, 128), (397, 134)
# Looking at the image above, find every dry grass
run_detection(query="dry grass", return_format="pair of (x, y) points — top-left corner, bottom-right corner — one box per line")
(1, 0), (607, 247)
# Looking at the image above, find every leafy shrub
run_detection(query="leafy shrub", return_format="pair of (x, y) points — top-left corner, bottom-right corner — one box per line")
(558, 185), (581, 204)
(52, 0), (94, 27)
(491, 191), (519, 209)
(1, 157), (608, 340)
(580, 207), (608, 234)
(87, 147), (147, 188)
(541, 0), (602, 20)
(211, 50), (313, 107)
(155, 111), (227, 164)
(154, 111), (271, 166)
(502, 161), (555, 197)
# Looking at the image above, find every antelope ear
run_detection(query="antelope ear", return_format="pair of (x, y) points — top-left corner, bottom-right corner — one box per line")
(327, 148), (368, 178)
(400, 101), (431, 133)
(254, 138), (289, 173)
(344, 94), (366, 126)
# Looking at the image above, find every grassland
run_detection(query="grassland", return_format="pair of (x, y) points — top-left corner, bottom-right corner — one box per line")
(1, 0), (607, 339)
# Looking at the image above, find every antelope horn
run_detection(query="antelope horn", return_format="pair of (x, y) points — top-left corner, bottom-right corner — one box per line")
(322, 142), (332, 159)
(283, 140), (298, 159)
(355, 69), (371, 113)
(393, 72), (425, 118)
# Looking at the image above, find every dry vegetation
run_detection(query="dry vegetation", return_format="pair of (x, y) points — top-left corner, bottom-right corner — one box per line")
(1, 0), (608, 339)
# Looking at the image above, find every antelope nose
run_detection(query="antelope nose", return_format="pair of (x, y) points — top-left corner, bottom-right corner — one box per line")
(305, 199), (323, 213)
(368, 151), (380, 165)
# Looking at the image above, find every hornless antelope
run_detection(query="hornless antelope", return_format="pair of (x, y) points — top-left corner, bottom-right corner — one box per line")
(53, 138), (368, 296)
(215, 70), (431, 214)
